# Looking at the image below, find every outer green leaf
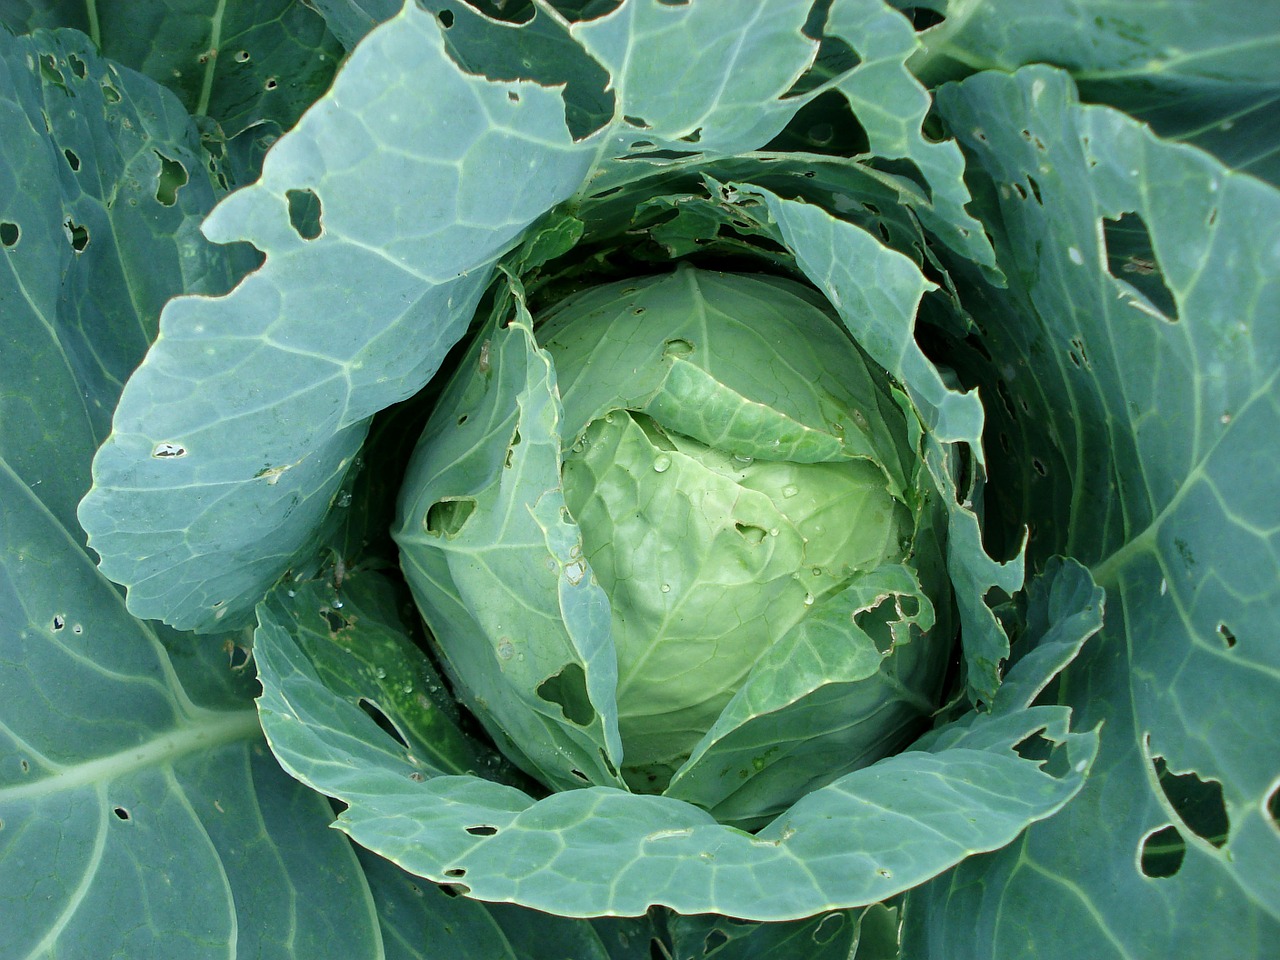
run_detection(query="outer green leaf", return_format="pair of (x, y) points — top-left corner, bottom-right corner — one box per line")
(728, 184), (1022, 703)
(571, 0), (818, 155)
(393, 301), (624, 791)
(359, 846), (634, 960)
(904, 65), (1280, 958)
(262, 571), (521, 781)
(824, 0), (996, 272)
(909, 0), (1280, 183)
(666, 565), (939, 826)
(254, 585), (1094, 921)
(307, 0), (403, 49)
(0, 28), (382, 959)
(78, 2), (596, 632)
(668, 908), (860, 959)
(0, 0), (344, 138)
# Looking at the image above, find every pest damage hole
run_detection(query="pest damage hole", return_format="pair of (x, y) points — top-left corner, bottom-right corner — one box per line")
(235, 50), (251, 63)
(52, 615), (65, 631)
(536, 663), (595, 727)
(1032, 458), (1047, 477)
(286, 188), (323, 240)
(1012, 729), (1053, 762)
(321, 608), (349, 632)
(40, 54), (66, 89)
(1153, 756), (1229, 848)
(153, 152), (188, 206)
(63, 148), (80, 171)
(64, 219), (89, 252)
(1102, 212), (1179, 321)
(444, 867), (466, 878)
(465, 824), (498, 836)
(735, 522), (767, 544)
(264, 77), (278, 91)
(112, 806), (131, 821)
(1267, 784), (1280, 834)
(663, 338), (694, 358)
(1027, 175), (1043, 204)
(763, 89), (868, 156)
(359, 698), (409, 749)
(703, 929), (729, 954)
(1217, 622), (1237, 648)
(508, 90), (520, 102)
(437, 9), (455, 28)
(1, 222), (19, 247)
(101, 81), (121, 103)
(437, 882), (470, 897)
(813, 911), (846, 944)
(600, 748), (618, 778)
(425, 498), (476, 538)
(1140, 824), (1185, 878)
(902, 7), (946, 29)
(68, 53), (86, 79)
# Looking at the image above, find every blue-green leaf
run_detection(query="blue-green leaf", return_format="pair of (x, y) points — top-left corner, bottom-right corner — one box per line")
(904, 64), (1280, 959)
(78, 3), (597, 632)
(0, 28), (382, 959)
(254, 580), (1094, 921)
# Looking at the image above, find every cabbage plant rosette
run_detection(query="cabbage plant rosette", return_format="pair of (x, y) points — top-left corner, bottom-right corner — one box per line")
(395, 264), (951, 815)
(72, 0), (1113, 926)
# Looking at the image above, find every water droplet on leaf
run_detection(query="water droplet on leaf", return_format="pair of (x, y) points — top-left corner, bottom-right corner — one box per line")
(653, 454), (671, 473)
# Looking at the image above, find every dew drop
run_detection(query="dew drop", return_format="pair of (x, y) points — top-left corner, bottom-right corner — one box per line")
(803, 593), (815, 606)
(497, 638), (514, 661)
(733, 454), (754, 464)
(782, 484), (798, 498)
(660, 583), (671, 594)
(653, 454), (671, 473)
(811, 567), (822, 576)
(374, 667), (387, 679)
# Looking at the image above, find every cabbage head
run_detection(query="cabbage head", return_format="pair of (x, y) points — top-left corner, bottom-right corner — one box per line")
(395, 264), (951, 801)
